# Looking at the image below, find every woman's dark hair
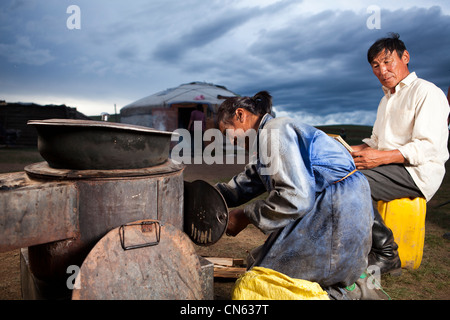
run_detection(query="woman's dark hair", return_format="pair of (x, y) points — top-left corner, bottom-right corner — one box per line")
(367, 32), (407, 64)
(217, 91), (272, 125)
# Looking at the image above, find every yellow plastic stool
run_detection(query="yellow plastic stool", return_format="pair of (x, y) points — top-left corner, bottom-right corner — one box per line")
(377, 197), (426, 270)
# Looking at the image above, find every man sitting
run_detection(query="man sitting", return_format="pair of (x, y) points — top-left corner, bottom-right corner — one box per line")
(351, 33), (449, 275)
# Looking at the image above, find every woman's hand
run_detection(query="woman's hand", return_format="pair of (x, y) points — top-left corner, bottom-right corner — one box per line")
(226, 208), (251, 237)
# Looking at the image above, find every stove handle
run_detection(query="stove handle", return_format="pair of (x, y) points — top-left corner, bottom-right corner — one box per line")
(118, 220), (161, 251)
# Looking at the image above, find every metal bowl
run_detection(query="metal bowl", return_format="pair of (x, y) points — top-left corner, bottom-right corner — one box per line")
(28, 119), (178, 170)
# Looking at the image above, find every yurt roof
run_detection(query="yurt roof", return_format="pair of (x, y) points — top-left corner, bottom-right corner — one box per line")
(122, 82), (238, 110)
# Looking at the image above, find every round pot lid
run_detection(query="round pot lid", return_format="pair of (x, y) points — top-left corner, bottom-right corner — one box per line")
(184, 180), (229, 246)
(72, 221), (204, 300)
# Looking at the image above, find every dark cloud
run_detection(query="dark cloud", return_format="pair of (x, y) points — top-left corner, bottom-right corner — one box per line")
(152, 0), (299, 63)
(0, 1), (449, 123)
(390, 7), (450, 83)
(152, 13), (249, 63)
(219, 6), (450, 122)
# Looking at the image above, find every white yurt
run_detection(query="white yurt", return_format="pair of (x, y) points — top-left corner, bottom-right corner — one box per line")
(120, 82), (238, 132)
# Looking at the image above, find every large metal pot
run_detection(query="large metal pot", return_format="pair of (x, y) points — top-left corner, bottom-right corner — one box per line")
(28, 119), (178, 170)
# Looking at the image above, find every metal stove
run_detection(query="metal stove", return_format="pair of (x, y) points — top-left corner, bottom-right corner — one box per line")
(0, 119), (229, 300)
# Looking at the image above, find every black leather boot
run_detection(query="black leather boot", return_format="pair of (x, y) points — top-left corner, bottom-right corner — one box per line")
(368, 206), (402, 276)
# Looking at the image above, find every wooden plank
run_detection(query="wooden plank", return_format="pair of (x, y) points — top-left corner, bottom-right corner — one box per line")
(213, 266), (247, 279)
(203, 257), (245, 267)
(202, 256), (247, 278)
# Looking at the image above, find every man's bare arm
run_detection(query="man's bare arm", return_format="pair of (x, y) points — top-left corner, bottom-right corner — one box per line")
(351, 147), (406, 170)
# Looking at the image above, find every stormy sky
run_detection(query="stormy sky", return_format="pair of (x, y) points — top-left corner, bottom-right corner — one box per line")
(1, 0), (449, 126)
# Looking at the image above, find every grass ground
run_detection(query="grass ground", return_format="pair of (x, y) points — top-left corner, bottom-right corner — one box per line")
(0, 124), (449, 300)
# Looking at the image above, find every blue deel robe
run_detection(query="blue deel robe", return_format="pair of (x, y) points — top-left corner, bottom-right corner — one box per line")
(215, 114), (373, 287)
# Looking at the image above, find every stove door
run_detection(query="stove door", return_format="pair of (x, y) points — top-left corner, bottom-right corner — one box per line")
(72, 221), (205, 300)
(184, 180), (229, 246)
